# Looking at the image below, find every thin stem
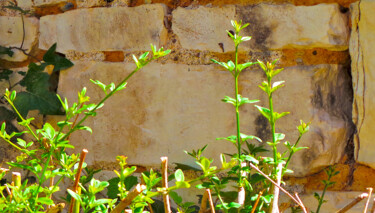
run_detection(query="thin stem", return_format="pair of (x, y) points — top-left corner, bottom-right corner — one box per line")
(6, 98), (39, 141)
(20, 13), (25, 49)
(268, 86), (277, 170)
(33, 150), (52, 210)
(249, 163), (303, 207)
(59, 64), (143, 142)
(364, 188), (373, 213)
(284, 134), (302, 169)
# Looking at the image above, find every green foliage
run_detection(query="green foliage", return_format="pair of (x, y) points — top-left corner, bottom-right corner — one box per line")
(313, 165), (340, 213)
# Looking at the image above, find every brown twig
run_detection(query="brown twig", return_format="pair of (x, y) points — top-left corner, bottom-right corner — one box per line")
(371, 197), (375, 213)
(295, 193), (308, 213)
(206, 189), (215, 213)
(161, 157), (171, 213)
(249, 163), (303, 207)
(68, 149), (88, 213)
(251, 191), (264, 213)
(111, 184), (146, 213)
(148, 202), (154, 213)
(364, 188), (373, 213)
(199, 189), (209, 213)
(336, 193), (368, 213)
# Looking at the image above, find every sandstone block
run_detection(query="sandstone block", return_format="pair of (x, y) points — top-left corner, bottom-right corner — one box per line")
(350, 0), (375, 169)
(56, 62), (352, 176)
(172, 4), (348, 52)
(0, 17), (39, 62)
(39, 4), (167, 53)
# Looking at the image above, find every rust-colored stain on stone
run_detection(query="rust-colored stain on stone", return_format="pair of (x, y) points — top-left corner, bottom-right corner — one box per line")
(129, 0), (356, 8)
(286, 164), (350, 191)
(103, 51), (125, 62)
(350, 164), (375, 191)
(34, 1), (76, 17)
(280, 49), (350, 67)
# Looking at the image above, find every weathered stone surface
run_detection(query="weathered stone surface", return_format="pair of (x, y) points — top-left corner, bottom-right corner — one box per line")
(240, 64), (353, 176)
(56, 62), (352, 176)
(0, 17), (39, 62)
(280, 191), (368, 212)
(34, 0), (68, 6)
(172, 6), (236, 53)
(39, 4), (167, 53)
(76, 0), (128, 8)
(172, 4), (349, 52)
(350, 0), (375, 169)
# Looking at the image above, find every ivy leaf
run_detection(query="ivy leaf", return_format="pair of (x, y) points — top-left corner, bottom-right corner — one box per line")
(0, 46), (14, 57)
(0, 69), (13, 81)
(43, 43), (74, 72)
(13, 63), (64, 118)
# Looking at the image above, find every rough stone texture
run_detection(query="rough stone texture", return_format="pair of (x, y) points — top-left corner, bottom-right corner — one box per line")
(172, 4), (349, 52)
(350, 0), (375, 169)
(76, 0), (128, 8)
(33, 0), (69, 6)
(55, 62), (353, 176)
(172, 6), (236, 53)
(0, 17), (39, 62)
(39, 4), (167, 53)
(280, 191), (369, 212)
(240, 64), (353, 176)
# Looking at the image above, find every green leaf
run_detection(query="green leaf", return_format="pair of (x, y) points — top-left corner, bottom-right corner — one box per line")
(0, 46), (14, 57)
(174, 169), (184, 182)
(271, 81), (285, 92)
(274, 111), (290, 120)
(221, 96), (236, 106)
(16, 138), (27, 148)
(0, 69), (13, 81)
(237, 94), (259, 107)
(227, 202), (241, 208)
(255, 105), (271, 121)
(67, 189), (82, 203)
(43, 43), (74, 72)
(274, 133), (285, 142)
(240, 133), (262, 143)
(14, 63), (64, 118)
(90, 79), (107, 93)
(169, 191), (182, 205)
(237, 62), (256, 72)
(76, 125), (92, 134)
(36, 197), (54, 205)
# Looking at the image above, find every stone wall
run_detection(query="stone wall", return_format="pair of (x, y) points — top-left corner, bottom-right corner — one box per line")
(1, 0), (375, 211)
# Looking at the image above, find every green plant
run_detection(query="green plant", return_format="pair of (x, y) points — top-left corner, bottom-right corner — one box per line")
(313, 165), (339, 213)
(0, 44), (171, 212)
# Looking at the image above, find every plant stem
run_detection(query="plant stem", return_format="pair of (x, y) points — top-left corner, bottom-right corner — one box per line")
(33, 150), (52, 211)
(268, 83), (277, 171)
(284, 134), (302, 169)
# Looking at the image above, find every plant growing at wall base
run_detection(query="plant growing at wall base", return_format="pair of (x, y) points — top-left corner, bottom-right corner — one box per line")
(0, 44), (171, 212)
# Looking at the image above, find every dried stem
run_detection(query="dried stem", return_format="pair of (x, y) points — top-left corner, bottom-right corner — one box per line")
(364, 188), (373, 213)
(295, 193), (307, 213)
(270, 163), (283, 213)
(161, 157), (171, 213)
(371, 197), (375, 213)
(249, 163), (303, 207)
(148, 202), (154, 213)
(207, 189), (215, 213)
(199, 189), (209, 213)
(111, 184), (146, 213)
(68, 149), (88, 213)
(336, 193), (368, 213)
(12, 172), (21, 188)
(251, 191), (264, 213)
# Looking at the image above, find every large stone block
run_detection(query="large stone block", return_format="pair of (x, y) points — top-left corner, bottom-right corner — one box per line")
(172, 4), (349, 52)
(0, 17), (39, 62)
(350, 0), (375, 169)
(39, 4), (167, 53)
(56, 62), (352, 176)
